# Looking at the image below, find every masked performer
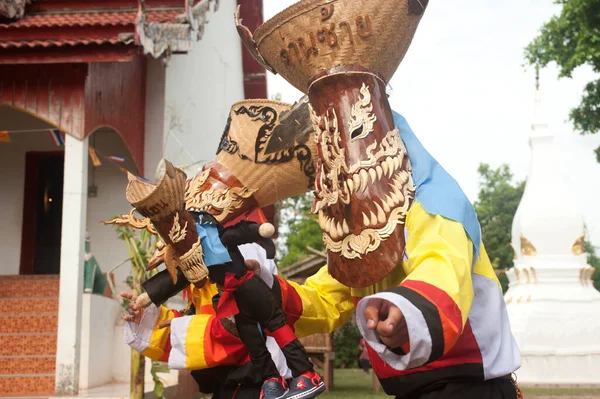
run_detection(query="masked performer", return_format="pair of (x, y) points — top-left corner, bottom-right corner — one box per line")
(120, 2), (523, 398)
(113, 98), (326, 399)
(230, 1), (523, 398)
(118, 101), (520, 399)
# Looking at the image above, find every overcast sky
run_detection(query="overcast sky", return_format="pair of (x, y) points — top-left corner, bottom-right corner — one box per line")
(263, 0), (600, 247)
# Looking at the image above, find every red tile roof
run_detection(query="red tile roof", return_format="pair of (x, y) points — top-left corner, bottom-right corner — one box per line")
(0, 10), (180, 29)
(0, 1), (218, 61)
(0, 37), (124, 49)
(0, 8), (182, 49)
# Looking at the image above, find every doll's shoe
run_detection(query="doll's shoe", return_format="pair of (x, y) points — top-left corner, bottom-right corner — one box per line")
(260, 376), (288, 399)
(282, 371), (325, 399)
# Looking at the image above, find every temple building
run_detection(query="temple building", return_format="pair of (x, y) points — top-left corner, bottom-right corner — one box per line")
(505, 76), (600, 386)
(0, 0), (268, 396)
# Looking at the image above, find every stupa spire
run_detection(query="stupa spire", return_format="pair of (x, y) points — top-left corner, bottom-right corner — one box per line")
(531, 68), (550, 136)
(505, 68), (598, 386)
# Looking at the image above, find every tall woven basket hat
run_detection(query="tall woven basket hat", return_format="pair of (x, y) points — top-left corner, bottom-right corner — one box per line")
(236, 0), (429, 93)
(214, 98), (317, 208)
(125, 160), (187, 220)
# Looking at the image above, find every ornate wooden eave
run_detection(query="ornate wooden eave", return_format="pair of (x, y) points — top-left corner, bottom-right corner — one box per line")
(0, 0), (32, 20)
(0, 0), (219, 64)
(136, 0), (219, 60)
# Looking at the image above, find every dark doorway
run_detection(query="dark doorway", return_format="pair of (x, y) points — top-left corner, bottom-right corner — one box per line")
(20, 152), (64, 275)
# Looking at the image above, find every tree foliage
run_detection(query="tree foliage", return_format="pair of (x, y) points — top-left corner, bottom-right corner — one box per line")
(278, 193), (323, 267)
(473, 164), (525, 292)
(525, 0), (600, 161)
(333, 319), (362, 368)
(584, 238), (600, 291)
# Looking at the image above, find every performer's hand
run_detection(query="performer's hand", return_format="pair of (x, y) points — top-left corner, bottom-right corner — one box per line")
(245, 259), (261, 274)
(121, 292), (144, 324)
(364, 298), (409, 351)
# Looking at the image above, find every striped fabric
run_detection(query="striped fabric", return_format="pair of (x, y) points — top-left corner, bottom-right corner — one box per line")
(123, 243), (294, 377)
(278, 202), (520, 397)
(124, 304), (175, 361)
(123, 203), (519, 397)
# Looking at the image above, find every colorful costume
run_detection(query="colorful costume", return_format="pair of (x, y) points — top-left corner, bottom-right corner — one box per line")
(232, 0), (522, 396)
(121, 112), (521, 398)
(118, 1), (523, 397)
(112, 98), (326, 399)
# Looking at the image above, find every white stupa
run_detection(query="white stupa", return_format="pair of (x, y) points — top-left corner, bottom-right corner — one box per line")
(505, 75), (600, 385)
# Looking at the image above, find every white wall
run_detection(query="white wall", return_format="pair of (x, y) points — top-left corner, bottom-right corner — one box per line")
(0, 106), (57, 275)
(86, 129), (138, 294)
(162, 0), (245, 177)
(80, 295), (180, 389)
(79, 293), (121, 389)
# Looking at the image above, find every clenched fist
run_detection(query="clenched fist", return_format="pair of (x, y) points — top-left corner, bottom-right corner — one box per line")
(363, 298), (409, 351)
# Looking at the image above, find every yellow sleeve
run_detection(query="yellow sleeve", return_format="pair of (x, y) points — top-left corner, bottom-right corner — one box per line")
(275, 266), (355, 338)
(356, 201), (474, 369)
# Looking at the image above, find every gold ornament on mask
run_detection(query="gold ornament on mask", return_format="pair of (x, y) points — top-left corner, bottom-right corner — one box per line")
(104, 208), (158, 235)
(348, 83), (377, 142)
(312, 106), (351, 211)
(311, 93), (414, 257)
(168, 212), (188, 244)
(185, 167), (257, 222)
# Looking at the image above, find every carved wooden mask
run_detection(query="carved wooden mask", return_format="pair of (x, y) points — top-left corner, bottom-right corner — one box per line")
(309, 72), (414, 288)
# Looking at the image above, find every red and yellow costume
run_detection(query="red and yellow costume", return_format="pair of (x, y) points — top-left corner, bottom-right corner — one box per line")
(125, 201), (519, 397)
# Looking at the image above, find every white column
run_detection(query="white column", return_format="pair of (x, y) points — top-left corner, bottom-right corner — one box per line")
(54, 134), (88, 396)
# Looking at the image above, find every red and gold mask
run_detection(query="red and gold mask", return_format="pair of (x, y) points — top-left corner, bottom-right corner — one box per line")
(235, 0), (429, 286)
(308, 70), (414, 287)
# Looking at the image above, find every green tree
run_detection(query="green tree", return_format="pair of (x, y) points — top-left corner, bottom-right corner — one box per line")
(278, 193), (323, 266)
(473, 164), (525, 292)
(525, 0), (600, 161)
(584, 236), (600, 292)
(333, 319), (362, 368)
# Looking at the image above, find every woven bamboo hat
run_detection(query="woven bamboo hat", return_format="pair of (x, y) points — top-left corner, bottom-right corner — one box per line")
(236, 0), (428, 93)
(187, 98), (317, 222)
(125, 160), (186, 221)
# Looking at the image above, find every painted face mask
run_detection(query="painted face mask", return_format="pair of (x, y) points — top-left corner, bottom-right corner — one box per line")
(308, 72), (415, 288)
(235, 0), (427, 287)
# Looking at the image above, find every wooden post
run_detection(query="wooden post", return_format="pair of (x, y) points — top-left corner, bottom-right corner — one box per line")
(326, 334), (334, 390)
(176, 370), (199, 399)
(323, 352), (334, 391)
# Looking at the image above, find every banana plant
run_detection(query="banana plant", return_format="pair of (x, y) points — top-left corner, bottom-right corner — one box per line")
(113, 224), (168, 399)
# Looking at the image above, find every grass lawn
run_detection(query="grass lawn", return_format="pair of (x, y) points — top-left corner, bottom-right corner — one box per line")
(320, 369), (600, 398)
(321, 368), (387, 399)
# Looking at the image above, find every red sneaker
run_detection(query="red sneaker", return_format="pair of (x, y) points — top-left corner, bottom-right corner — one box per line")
(282, 371), (325, 399)
(260, 376), (288, 399)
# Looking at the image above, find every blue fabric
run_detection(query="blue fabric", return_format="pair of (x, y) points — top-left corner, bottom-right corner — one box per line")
(195, 222), (232, 267)
(393, 111), (481, 256)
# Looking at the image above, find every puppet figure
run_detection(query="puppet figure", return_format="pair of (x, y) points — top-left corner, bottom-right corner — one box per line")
(111, 98), (325, 399)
